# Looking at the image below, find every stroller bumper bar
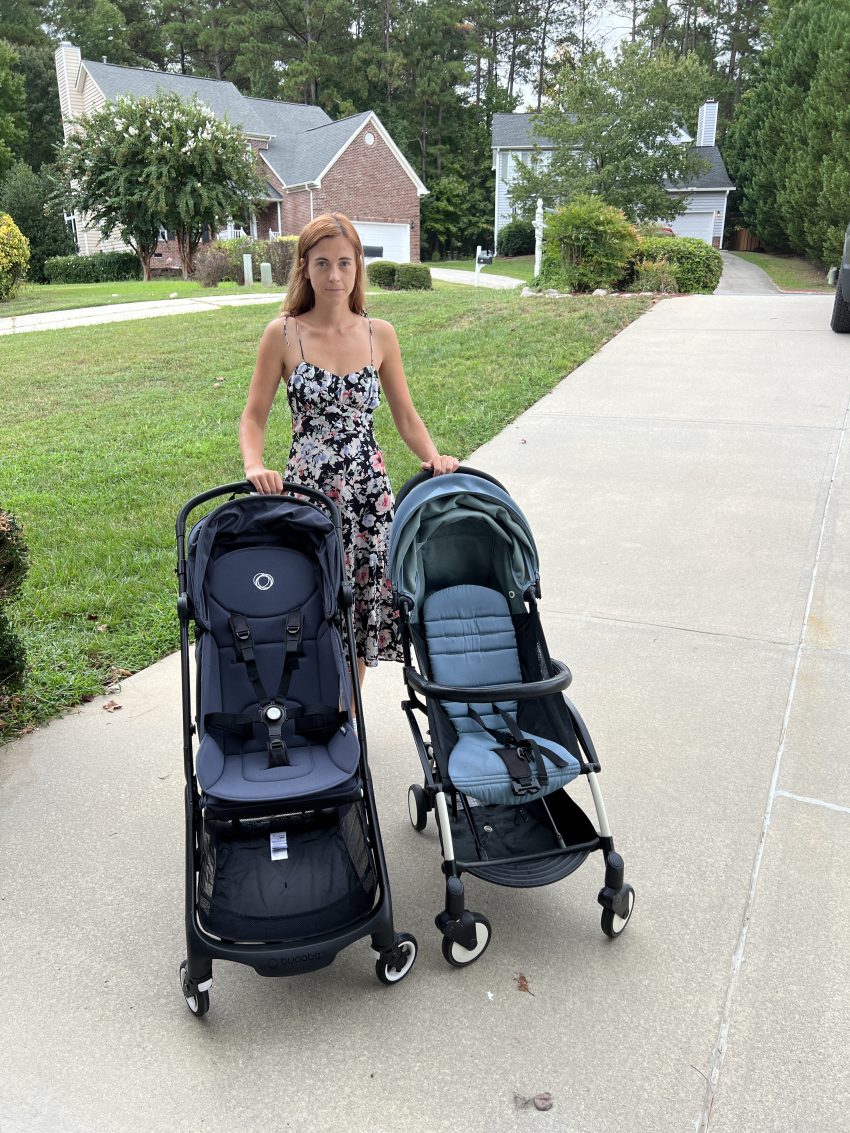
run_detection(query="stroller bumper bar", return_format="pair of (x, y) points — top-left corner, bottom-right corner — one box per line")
(403, 658), (572, 703)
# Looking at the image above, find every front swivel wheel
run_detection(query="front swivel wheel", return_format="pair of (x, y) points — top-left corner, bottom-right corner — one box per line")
(375, 932), (417, 985)
(179, 960), (210, 1017)
(407, 784), (429, 831)
(441, 913), (492, 967)
(601, 885), (635, 939)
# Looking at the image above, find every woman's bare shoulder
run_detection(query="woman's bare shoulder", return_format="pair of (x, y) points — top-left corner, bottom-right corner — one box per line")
(369, 317), (398, 341)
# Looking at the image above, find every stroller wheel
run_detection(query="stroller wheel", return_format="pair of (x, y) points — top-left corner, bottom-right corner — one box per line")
(375, 932), (418, 986)
(407, 784), (429, 831)
(601, 885), (635, 939)
(441, 913), (491, 968)
(179, 961), (210, 1017)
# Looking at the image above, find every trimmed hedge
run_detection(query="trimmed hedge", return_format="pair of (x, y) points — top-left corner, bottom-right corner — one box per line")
(366, 259), (398, 288)
(43, 251), (142, 284)
(542, 195), (638, 293)
(497, 218), (535, 257)
(395, 263), (432, 290)
(366, 261), (432, 290)
(625, 257), (679, 294)
(634, 236), (722, 293)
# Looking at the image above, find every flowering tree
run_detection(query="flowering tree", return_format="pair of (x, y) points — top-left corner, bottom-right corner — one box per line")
(59, 92), (264, 279)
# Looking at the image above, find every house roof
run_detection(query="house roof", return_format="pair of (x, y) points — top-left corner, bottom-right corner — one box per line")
(665, 146), (734, 191)
(272, 110), (372, 186)
(80, 60), (272, 138)
(492, 112), (552, 149)
(244, 97), (332, 181)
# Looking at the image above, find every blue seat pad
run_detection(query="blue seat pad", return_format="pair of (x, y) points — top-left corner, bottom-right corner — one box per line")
(423, 584), (579, 804)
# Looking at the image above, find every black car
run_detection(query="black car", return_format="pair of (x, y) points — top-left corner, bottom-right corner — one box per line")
(831, 222), (850, 332)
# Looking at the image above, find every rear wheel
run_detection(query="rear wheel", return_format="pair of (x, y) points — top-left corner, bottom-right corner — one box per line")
(407, 784), (428, 831)
(831, 280), (850, 333)
(441, 914), (492, 967)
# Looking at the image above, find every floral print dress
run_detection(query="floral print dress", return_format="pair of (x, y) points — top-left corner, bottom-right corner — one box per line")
(283, 315), (403, 667)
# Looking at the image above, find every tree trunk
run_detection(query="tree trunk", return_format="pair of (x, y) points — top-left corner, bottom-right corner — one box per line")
(177, 230), (196, 281)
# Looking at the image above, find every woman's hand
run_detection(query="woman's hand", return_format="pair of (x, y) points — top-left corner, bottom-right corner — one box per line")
(245, 465), (283, 494)
(421, 455), (460, 476)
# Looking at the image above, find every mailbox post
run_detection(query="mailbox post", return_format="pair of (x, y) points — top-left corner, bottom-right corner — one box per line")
(475, 245), (494, 287)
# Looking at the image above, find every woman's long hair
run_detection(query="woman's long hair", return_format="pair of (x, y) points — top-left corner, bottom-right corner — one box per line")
(282, 212), (367, 316)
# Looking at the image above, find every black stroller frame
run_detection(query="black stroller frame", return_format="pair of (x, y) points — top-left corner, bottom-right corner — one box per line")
(176, 482), (416, 1015)
(391, 467), (635, 966)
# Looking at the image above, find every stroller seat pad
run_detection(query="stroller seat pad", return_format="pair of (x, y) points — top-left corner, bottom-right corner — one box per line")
(424, 584), (579, 805)
(197, 725), (359, 803)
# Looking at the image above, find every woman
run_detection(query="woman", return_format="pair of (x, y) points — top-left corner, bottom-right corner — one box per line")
(240, 212), (459, 686)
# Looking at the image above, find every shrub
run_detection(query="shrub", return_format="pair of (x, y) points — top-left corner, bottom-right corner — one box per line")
(194, 247), (230, 287)
(0, 212), (30, 301)
(625, 257), (679, 294)
(0, 510), (28, 602)
(198, 236), (297, 286)
(367, 260), (399, 289)
(497, 218), (535, 257)
(635, 235), (722, 293)
(541, 195), (638, 293)
(43, 251), (142, 284)
(0, 510), (29, 692)
(395, 263), (432, 291)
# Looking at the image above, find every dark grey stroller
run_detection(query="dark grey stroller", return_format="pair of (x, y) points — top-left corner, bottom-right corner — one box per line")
(388, 467), (634, 966)
(176, 482), (416, 1016)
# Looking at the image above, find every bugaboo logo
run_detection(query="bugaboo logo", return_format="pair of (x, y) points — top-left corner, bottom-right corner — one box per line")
(253, 572), (274, 591)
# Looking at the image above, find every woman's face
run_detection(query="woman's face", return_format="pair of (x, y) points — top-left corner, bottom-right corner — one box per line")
(304, 234), (359, 302)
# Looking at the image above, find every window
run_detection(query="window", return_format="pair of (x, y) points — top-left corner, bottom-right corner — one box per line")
(362, 245), (383, 258)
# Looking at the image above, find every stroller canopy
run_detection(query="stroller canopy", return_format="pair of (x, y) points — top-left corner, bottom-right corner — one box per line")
(188, 494), (343, 630)
(388, 472), (540, 616)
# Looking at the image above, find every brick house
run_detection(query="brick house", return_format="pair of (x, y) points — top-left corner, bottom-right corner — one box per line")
(54, 43), (428, 268)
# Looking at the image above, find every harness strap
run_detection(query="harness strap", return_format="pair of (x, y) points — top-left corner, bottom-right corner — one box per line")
(466, 705), (568, 797)
(228, 612), (305, 768)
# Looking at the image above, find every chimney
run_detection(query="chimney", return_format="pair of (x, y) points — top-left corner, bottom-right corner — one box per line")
(696, 99), (718, 147)
(54, 43), (84, 137)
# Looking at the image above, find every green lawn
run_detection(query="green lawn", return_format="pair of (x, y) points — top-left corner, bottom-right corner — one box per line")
(2, 277), (281, 318)
(730, 251), (834, 293)
(429, 255), (536, 283)
(0, 287), (651, 740)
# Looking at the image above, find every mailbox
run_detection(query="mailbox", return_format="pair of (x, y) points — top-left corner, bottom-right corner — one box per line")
(477, 252), (493, 265)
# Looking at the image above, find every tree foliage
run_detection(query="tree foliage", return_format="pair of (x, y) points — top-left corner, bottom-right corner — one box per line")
(725, 0), (850, 264)
(511, 43), (715, 222)
(58, 91), (264, 277)
(0, 39), (26, 179)
(0, 160), (75, 281)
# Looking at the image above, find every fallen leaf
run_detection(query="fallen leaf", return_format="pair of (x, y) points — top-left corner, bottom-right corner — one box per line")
(521, 438), (527, 444)
(81, 694), (94, 703)
(103, 700), (122, 712)
(533, 1094), (553, 1112)
(116, 668), (131, 677)
(96, 624), (108, 633)
(515, 972), (535, 996)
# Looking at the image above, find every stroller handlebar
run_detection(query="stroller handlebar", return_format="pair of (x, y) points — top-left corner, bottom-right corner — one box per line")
(404, 658), (572, 702)
(176, 481), (343, 542)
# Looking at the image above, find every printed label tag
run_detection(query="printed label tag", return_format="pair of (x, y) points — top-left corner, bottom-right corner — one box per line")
(270, 831), (288, 860)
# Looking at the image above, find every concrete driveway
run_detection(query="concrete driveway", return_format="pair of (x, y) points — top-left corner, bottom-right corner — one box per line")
(2, 290), (848, 1132)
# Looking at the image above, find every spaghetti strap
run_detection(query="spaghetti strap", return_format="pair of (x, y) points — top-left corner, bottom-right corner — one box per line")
(367, 317), (374, 367)
(294, 318), (305, 361)
(283, 314), (290, 347)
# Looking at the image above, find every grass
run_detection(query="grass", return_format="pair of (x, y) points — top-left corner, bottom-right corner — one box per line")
(730, 251), (834, 293)
(429, 255), (536, 283)
(2, 278), (280, 318)
(0, 287), (651, 740)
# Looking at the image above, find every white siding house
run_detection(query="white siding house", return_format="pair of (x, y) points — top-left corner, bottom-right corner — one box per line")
(491, 100), (734, 249)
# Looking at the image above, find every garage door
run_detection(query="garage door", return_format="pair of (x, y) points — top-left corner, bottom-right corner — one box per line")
(670, 211), (715, 244)
(353, 222), (411, 264)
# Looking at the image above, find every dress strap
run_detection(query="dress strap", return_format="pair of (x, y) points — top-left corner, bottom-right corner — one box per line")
(283, 314), (290, 346)
(294, 318), (306, 361)
(367, 317), (374, 367)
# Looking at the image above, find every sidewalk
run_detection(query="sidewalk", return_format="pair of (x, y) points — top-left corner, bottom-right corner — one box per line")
(1, 292), (848, 1132)
(0, 268), (520, 336)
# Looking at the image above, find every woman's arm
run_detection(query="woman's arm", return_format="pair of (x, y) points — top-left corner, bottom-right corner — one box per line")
(374, 320), (459, 476)
(239, 319), (287, 493)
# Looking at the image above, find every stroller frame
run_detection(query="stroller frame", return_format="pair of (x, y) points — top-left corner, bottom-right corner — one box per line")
(392, 468), (634, 966)
(176, 482), (416, 1015)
